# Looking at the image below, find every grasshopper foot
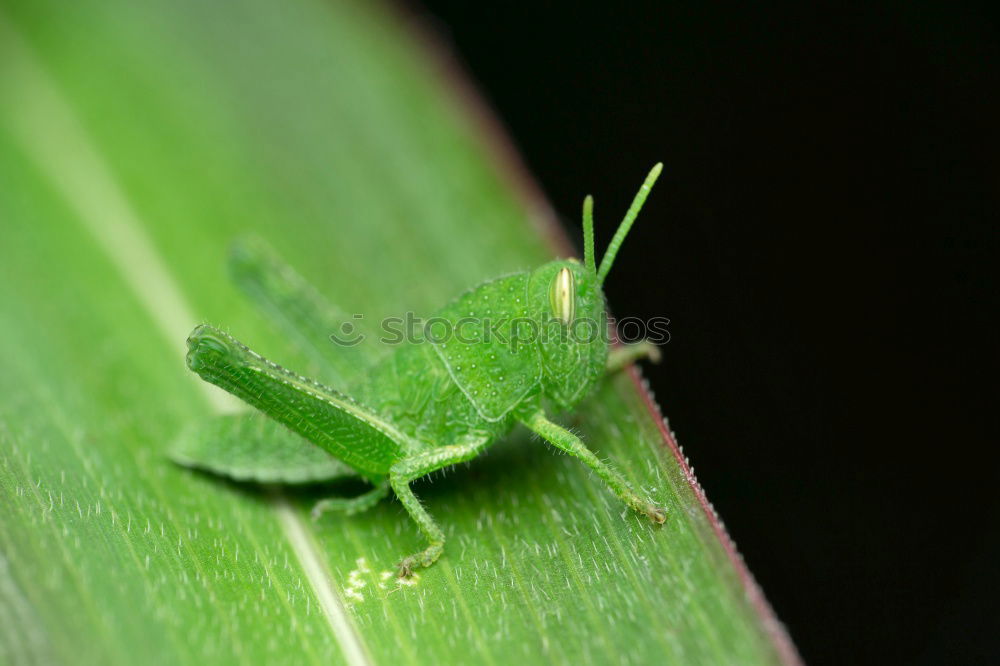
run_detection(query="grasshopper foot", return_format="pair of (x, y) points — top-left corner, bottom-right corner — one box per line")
(644, 503), (667, 525)
(625, 494), (667, 525)
(397, 543), (443, 578)
(605, 341), (662, 373)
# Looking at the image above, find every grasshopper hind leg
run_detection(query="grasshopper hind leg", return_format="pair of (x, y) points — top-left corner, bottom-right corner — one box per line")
(311, 479), (390, 520)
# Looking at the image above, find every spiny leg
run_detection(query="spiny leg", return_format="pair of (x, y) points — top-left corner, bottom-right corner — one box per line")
(389, 440), (488, 577)
(311, 479), (390, 520)
(521, 411), (666, 524)
(606, 341), (661, 374)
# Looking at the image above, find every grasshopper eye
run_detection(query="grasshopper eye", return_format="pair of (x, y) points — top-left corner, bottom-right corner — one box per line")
(548, 267), (576, 325)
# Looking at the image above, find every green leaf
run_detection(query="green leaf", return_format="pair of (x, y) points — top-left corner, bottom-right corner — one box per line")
(0, 1), (799, 665)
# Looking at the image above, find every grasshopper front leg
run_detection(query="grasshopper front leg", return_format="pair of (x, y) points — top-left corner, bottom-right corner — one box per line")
(605, 341), (661, 374)
(390, 439), (489, 577)
(522, 411), (666, 524)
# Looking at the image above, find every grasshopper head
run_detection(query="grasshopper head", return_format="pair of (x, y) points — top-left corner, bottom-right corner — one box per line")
(528, 163), (662, 410)
(527, 258), (607, 410)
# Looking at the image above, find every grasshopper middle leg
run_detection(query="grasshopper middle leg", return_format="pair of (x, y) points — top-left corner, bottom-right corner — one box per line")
(311, 479), (390, 520)
(390, 439), (489, 577)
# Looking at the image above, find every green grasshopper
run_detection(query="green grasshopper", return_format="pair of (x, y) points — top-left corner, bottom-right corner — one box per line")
(175, 164), (666, 577)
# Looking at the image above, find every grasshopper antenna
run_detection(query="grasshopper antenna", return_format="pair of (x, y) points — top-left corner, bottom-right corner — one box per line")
(582, 194), (596, 272)
(596, 163), (663, 286)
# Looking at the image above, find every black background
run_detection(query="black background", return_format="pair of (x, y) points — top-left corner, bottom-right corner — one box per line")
(414, 1), (998, 664)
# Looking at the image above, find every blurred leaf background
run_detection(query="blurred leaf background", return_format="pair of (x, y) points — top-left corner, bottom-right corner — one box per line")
(0, 1), (796, 664)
